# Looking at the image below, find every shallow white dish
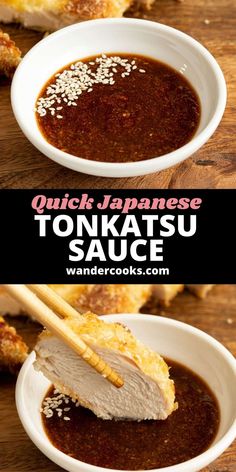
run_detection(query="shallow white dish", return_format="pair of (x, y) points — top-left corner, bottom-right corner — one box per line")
(16, 314), (236, 472)
(11, 18), (227, 178)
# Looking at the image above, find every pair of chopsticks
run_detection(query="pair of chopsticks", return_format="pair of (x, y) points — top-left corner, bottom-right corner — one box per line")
(3, 284), (124, 388)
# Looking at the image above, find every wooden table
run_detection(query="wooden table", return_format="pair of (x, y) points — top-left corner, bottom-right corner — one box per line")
(0, 0), (236, 188)
(0, 284), (236, 471)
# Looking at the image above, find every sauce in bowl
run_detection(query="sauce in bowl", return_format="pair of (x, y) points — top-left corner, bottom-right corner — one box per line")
(42, 359), (219, 470)
(36, 54), (200, 163)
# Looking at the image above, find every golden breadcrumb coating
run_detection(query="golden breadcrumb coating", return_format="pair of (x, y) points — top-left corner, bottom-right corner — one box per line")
(74, 284), (152, 315)
(49, 284), (88, 305)
(49, 284), (151, 315)
(0, 30), (21, 77)
(0, 0), (155, 32)
(0, 284), (215, 322)
(64, 0), (131, 17)
(0, 316), (28, 374)
(0, 0), (130, 16)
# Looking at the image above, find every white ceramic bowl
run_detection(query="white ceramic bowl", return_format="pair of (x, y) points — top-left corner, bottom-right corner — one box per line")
(16, 314), (236, 472)
(11, 19), (227, 178)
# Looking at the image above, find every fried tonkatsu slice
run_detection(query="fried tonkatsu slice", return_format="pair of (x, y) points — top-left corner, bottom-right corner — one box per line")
(68, 284), (152, 315)
(0, 30), (21, 78)
(0, 284), (151, 316)
(0, 316), (28, 374)
(0, 0), (156, 32)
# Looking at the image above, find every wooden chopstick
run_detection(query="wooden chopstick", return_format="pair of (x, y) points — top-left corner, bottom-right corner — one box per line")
(3, 285), (124, 388)
(27, 284), (84, 321)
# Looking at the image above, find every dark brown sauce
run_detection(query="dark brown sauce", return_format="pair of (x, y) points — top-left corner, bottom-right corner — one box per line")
(42, 359), (219, 470)
(36, 54), (200, 163)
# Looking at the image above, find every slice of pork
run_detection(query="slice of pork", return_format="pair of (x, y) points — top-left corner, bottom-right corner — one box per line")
(0, 0), (155, 32)
(34, 312), (176, 421)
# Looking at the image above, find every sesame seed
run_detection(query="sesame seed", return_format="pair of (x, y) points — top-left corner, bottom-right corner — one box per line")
(35, 55), (145, 119)
(40, 391), (74, 420)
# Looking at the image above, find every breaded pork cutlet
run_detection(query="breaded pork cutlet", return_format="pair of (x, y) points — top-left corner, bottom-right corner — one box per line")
(0, 284), (216, 318)
(34, 311), (176, 420)
(0, 316), (28, 374)
(0, 30), (21, 78)
(69, 284), (152, 315)
(0, 284), (151, 317)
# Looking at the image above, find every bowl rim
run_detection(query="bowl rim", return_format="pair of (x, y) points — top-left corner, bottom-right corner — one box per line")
(16, 314), (236, 472)
(11, 18), (227, 177)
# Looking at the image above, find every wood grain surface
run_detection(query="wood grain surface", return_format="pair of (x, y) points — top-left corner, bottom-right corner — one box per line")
(0, 284), (235, 471)
(0, 0), (236, 188)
